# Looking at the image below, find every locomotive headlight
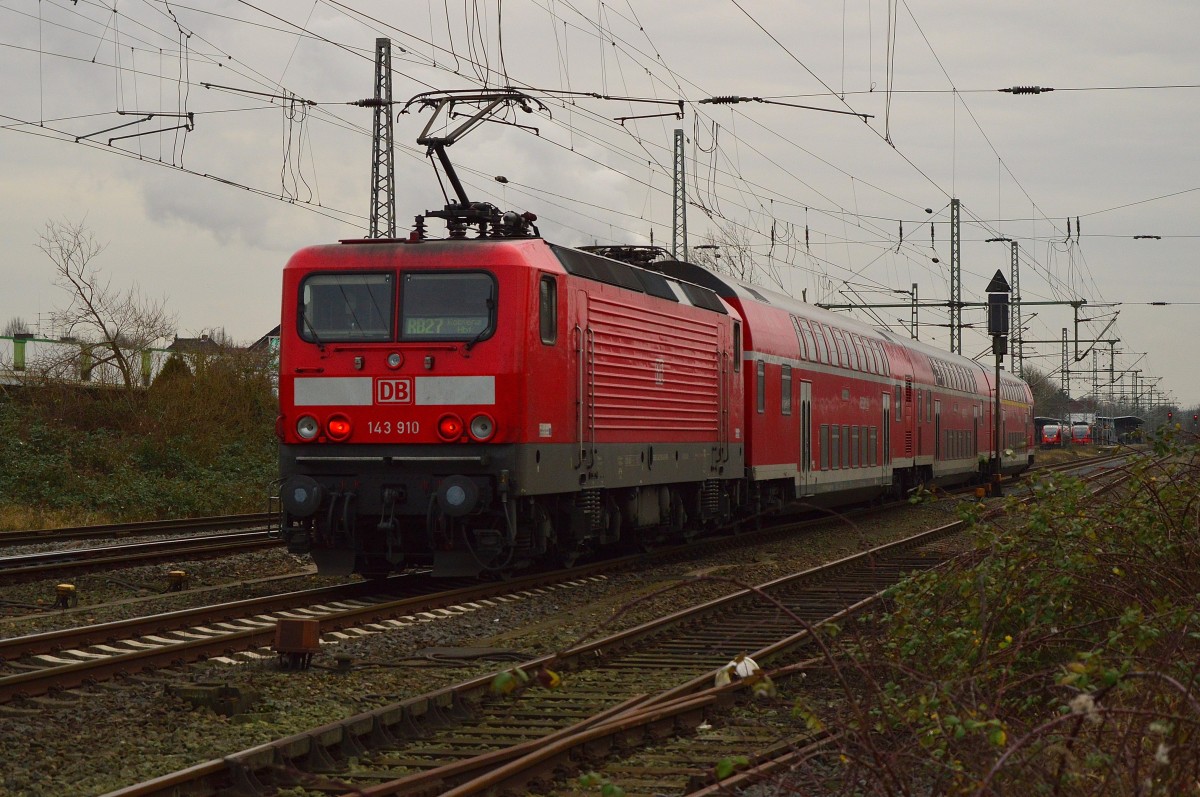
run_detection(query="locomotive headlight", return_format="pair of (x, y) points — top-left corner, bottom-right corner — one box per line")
(296, 415), (320, 441)
(437, 413), (465, 441)
(469, 413), (496, 441)
(326, 414), (352, 441)
(386, 352), (403, 369)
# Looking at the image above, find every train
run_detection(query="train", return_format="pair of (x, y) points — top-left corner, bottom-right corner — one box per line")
(275, 200), (1035, 579)
(1040, 422), (1067, 447)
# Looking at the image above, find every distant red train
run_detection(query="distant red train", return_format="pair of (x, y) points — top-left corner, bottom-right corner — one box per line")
(275, 203), (1034, 578)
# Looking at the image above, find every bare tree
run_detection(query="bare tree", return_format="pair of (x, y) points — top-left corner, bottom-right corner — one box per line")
(38, 219), (176, 390)
(3, 317), (32, 337)
(690, 224), (780, 288)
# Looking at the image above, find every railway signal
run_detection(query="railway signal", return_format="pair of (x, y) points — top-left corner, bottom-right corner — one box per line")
(986, 270), (1011, 496)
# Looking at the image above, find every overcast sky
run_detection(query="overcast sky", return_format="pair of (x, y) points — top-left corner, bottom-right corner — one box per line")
(2, 1), (1197, 408)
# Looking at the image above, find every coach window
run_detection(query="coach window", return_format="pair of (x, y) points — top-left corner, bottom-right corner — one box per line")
(865, 341), (879, 374)
(842, 424), (850, 468)
(401, 271), (495, 342)
(811, 324), (828, 364)
(756, 360), (766, 414)
(894, 384), (903, 421)
(831, 425), (840, 469)
(781, 365), (792, 415)
(821, 425), (830, 469)
(832, 329), (849, 368)
(539, 276), (557, 344)
(790, 317), (809, 361)
(851, 335), (866, 371)
(300, 272), (393, 342)
(800, 319), (818, 362)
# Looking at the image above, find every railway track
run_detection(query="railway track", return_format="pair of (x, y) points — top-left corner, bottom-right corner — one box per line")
(94, 517), (969, 797)
(0, 512), (273, 547)
(1, 452), (1136, 706)
(95, 456), (1139, 797)
(0, 528), (281, 583)
(0, 568), (612, 705)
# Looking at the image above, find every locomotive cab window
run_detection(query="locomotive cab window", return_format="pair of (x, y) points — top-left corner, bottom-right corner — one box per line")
(539, 275), (557, 345)
(401, 271), (496, 341)
(300, 272), (393, 342)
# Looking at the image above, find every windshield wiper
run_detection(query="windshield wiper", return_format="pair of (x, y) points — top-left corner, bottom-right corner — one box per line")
(301, 312), (326, 351)
(463, 295), (495, 352)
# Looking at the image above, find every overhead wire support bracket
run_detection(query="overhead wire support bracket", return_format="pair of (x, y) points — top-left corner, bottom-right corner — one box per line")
(109, 113), (193, 146)
(75, 114), (153, 142)
(699, 95), (873, 120)
(75, 112), (194, 144)
(615, 109), (684, 125)
(504, 89), (682, 124)
(201, 83), (316, 106)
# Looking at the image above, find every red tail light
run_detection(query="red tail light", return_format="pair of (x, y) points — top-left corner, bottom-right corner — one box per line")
(437, 413), (465, 441)
(326, 414), (352, 441)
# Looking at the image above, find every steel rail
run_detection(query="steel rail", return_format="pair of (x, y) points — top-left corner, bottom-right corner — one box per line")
(0, 530), (280, 581)
(0, 512), (274, 547)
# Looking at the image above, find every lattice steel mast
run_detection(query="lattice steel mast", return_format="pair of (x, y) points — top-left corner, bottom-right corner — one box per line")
(369, 38), (396, 238)
(672, 129), (687, 261)
(949, 198), (962, 354)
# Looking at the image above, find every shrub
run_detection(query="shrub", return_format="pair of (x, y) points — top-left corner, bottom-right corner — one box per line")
(0, 348), (277, 527)
(794, 436), (1200, 795)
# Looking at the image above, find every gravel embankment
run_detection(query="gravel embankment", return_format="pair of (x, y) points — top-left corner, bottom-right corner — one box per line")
(0, 500), (964, 797)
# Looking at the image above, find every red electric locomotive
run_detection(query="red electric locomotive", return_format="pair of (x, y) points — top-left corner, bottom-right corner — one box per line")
(277, 214), (745, 577)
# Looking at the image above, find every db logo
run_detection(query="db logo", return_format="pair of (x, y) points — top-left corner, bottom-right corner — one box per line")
(375, 378), (413, 404)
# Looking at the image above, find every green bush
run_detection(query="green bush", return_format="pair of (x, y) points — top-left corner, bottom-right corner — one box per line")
(0, 348), (276, 526)
(802, 435), (1200, 795)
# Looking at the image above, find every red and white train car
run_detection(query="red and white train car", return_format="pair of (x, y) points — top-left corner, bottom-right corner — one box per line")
(646, 261), (1034, 506)
(277, 226), (1033, 579)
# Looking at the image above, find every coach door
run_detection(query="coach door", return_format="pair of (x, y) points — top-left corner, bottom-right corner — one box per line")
(573, 291), (595, 472)
(973, 405), (980, 459)
(882, 391), (892, 464)
(799, 381), (813, 493)
(934, 400), (942, 461)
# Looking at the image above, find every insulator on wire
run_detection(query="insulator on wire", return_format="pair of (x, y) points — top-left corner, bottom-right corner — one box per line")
(1001, 86), (1054, 94)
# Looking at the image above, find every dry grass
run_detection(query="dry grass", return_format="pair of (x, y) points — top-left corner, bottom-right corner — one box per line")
(0, 504), (116, 532)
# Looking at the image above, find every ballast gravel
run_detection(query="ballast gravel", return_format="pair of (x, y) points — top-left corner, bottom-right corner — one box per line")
(0, 499), (966, 796)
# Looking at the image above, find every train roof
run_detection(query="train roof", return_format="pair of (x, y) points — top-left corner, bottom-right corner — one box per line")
(641, 257), (1030, 387)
